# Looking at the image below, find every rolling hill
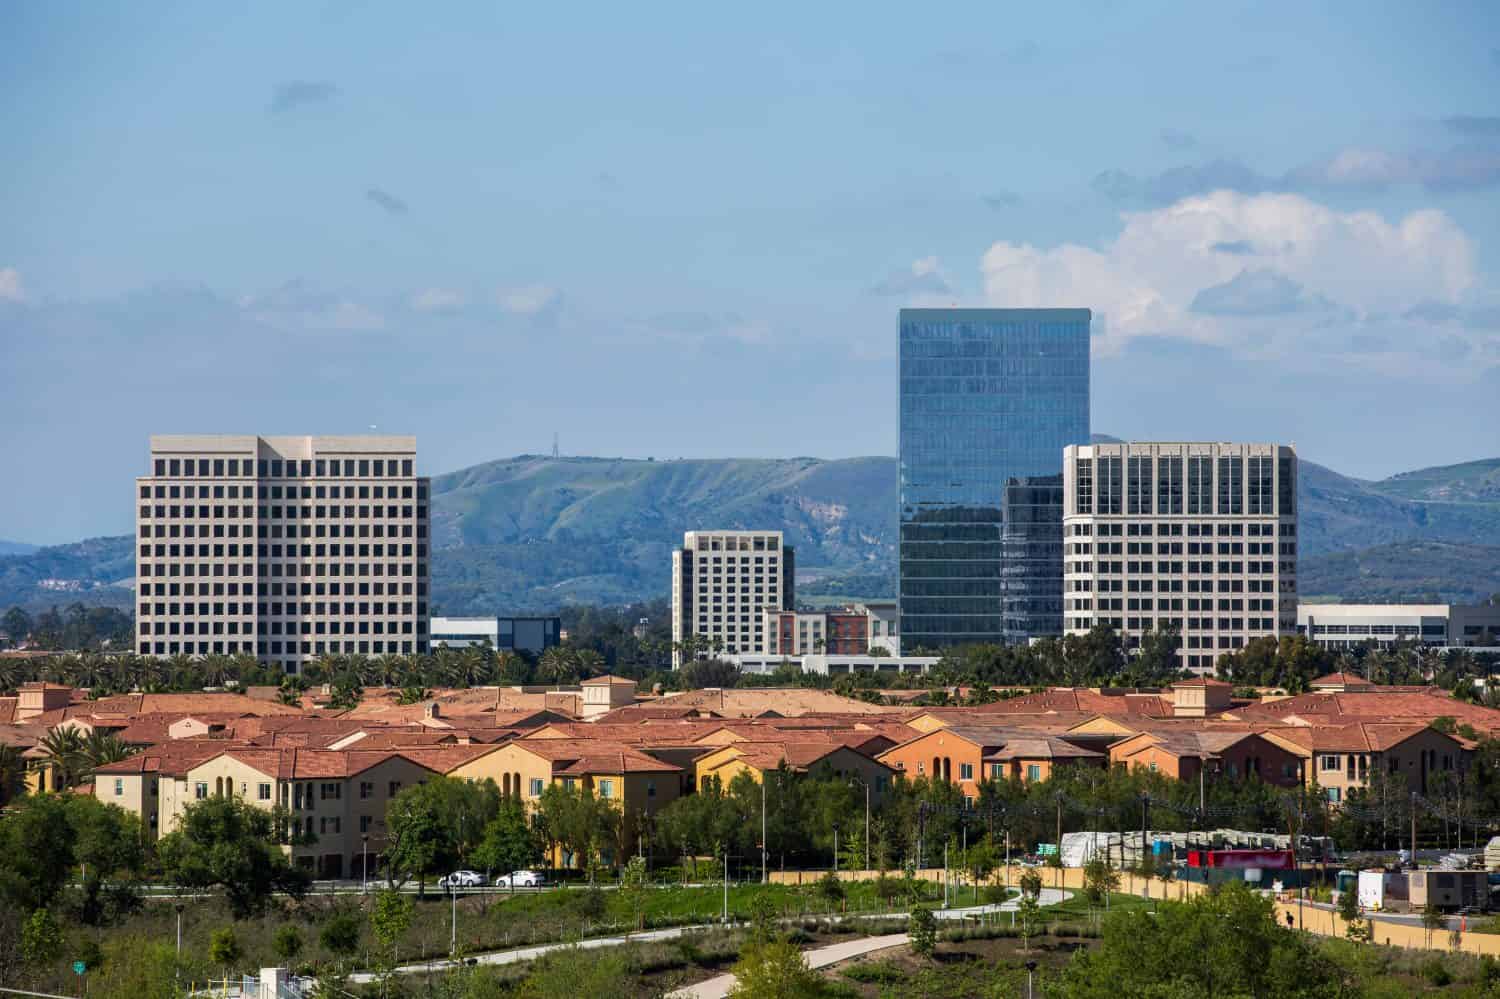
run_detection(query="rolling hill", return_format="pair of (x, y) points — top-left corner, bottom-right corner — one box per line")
(3, 451), (1498, 614)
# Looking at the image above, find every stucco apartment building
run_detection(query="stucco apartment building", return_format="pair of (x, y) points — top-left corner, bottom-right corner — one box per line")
(1063, 442), (1298, 674)
(136, 435), (430, 673)
(95, 745), (486, 876)
(878, 725), (1105, 803)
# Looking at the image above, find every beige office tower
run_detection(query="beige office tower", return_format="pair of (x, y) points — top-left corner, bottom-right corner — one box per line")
(671, 531), (794, 667)
(1062, 443), (1298, 674)
(135, 436), (430, 673)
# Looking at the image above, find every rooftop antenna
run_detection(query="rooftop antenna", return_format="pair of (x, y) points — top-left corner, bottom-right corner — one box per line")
(552, 432), (560, 459)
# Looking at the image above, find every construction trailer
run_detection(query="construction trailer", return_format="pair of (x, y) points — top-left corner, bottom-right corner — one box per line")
(1409, 870), (1489, 912)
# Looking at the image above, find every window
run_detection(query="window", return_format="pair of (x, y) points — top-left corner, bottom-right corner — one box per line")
(195, 782), (208, 799)
(1026, 764), (1042, 782)
(360, 781), (373, 799)
(1325, 787), (1342, 803)
(598, 779), (615, 799)
(529, 778), (545, 797)
(321, 782), (341, 800)
(388, 781), (401, 797)
(646, 780), (656, 798)
(114, 778), (124, 796)
(258, 783), (271, 800)
(1188, 456), (1213, 515)
(958, 763), (974, 781)
(990, 763), (1005, 780)
(360, 815), (372, 832)
(1320, 755), (1341, 772)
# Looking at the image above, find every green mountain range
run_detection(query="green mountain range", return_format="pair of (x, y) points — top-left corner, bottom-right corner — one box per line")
(3, 454), (1498, 615)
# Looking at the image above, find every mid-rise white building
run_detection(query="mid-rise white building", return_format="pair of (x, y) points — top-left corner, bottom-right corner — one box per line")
(1062, 442), (1298, 673)
(135, 435), (430, 673)
(671, 531), (794, 666)
(1296, 603), (1500, 650)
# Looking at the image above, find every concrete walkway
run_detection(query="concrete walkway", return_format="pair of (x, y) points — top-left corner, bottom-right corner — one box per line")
(349, 888), (1069, 986)
(670, 888), (1068, 999)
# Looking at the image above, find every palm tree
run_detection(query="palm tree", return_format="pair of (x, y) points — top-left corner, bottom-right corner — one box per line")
(574, 649), (605, 679)
(0, 744), (26, 804)
(495, 651), (531, 685)
(537, 646), (579, 684)
(38, 727), (86, 789)
(80, 731), (134, 776)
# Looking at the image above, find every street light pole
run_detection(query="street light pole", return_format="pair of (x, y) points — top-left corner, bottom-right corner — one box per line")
(722, 850), (729, 924)
(451, 883), (458, 956)
(362, 834), (369, 894)
(833, 823), (840, 874)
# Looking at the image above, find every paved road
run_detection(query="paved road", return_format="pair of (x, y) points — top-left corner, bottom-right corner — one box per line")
(349, 888), (1069, 986)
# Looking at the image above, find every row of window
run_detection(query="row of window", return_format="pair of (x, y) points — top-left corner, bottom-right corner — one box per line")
(151, 457), (415, 478)
(1070, 521), (1294, 537)
(142, 483), (422, 501)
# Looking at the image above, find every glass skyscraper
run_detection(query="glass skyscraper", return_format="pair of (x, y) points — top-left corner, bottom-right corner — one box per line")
(898, 309), (1090, 650)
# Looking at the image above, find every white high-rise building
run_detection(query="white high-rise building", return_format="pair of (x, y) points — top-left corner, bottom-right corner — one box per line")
(1062, 442), (1298, 674)
(135, 435), (430, 673)
(671, 531), (794, 667)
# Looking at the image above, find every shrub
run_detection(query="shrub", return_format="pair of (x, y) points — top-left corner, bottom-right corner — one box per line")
(908, 906), (937, 960)
(1422, 956), (1454, 987)
(841, 959), (906, 984)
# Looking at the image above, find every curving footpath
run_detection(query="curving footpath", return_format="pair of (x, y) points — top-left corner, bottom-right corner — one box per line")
(348, 888), (1068, 987)
(669, 888), (1068, 999)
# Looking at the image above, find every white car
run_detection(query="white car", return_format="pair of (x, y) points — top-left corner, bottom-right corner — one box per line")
(439, 870), (486, 889)
(495, 870), (545, 888)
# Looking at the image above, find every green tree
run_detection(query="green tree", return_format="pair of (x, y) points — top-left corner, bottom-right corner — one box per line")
(319, 911), (362, 967)
(157, 796), (310, 918)
(37, 726), (85, 789)
(66, 795), (145, 924)
(908, 906), (937, 961)
(1082, 857), (1120, 928)
(1422, 902), (1446, 949)
(726, 939), (826, 999)
(471, 797), (543, 884)
(0, 793), (76, 910)
(816, 870), (846, 911)
(0, 744), (25, 805)
(1016, 892), (1042, 953)
(535, 782), (619, 879)
(274, 924), (304, 965)
(209, 926), (242, 983)
(383, 776), (500, 892)
(371, 889), (414, 967)
(1019, 869), (1043, 901)
(1336, 885), (1369, 944)
(1054, 882), (1343, 999)
(519, 946), (633, 999)
(19, 907), (64, 972)
(617, 855), (650, 931)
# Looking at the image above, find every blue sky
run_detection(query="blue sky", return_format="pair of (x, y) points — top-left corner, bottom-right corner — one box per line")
(3, 2), (1499, 543)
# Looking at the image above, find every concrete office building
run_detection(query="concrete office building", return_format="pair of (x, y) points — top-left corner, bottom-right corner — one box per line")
(1296, 603), (1500, 650)
(899, 309), (1090, 650)
(671, 531), (793, 667)
(430, 616), (562, 655)
(1063, 442), (1298, 674)
(135, 436), (430, 673)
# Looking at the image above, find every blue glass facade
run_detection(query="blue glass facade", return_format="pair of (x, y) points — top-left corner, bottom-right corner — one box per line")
(898, 309), (1090, 650)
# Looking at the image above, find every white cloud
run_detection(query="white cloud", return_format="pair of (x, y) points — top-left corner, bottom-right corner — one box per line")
(498, 285), (562, 317)
(238, 280), (385, 332)
(980, 191), (1488, 375)
(871, 256), (953, 298)
(410, 287), (467, 312)
(0, 267), (25, 302)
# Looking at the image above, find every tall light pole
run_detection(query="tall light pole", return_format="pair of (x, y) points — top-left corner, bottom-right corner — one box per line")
(849, 776), (870, 874)
(833, 822), (840, 874)
(722, 849), (729, 924)
(451, 882), (458, 956)
(174, 902), (184, 957)
(361, 834), (369, 894)
(761, 776), (768, 885)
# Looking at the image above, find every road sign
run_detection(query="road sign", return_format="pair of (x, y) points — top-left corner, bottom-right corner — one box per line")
(73, 960), (86, 975)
